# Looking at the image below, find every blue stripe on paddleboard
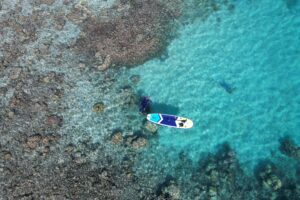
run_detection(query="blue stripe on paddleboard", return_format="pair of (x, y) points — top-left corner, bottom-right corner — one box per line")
(160, 114), (178, 127)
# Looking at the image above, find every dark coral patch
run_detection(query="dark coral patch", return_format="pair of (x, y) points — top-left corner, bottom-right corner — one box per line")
(72, 0), (181, 67)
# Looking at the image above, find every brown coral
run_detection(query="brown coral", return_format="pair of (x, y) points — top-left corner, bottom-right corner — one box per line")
(111, 132), (123, 145)
(24, 134), (60, 154)
(72, 0), (181, 67)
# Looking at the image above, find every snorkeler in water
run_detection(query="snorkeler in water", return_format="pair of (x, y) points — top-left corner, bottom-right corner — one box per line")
(139, 96), (151, 115)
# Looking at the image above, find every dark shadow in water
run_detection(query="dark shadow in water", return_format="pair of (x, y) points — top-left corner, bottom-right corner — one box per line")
(197, 151), (214, 170)
(159, 49), (169, 62)
(215, 142), (232, 156)
(253, 159), (283, 182)
(296, 164), (300, 181)
(151, 102), (180, 115)
(197, 142), (232, 169)
(218, 80), (236, 94)
(155, 175), (176, 196)
(278, 136), (300, 159)
(285, 0), (298, 9)
(136, 89), (146, 97)
(254, 160), (269, 181)
(136, 90), (180, 114)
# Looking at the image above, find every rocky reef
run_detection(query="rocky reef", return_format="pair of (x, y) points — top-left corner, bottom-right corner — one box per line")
(1, 0), (300, 199)
(143, 142), (300, 200)
(279, 137), (300, 160)
(71, 0), (182, 67)
(0, 0), (180, 198)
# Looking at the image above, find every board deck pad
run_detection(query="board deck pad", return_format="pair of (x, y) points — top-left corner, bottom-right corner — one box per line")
(147, 113), (193, 129)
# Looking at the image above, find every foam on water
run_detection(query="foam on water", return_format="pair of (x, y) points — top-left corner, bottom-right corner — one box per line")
(130, 0), (300, 171)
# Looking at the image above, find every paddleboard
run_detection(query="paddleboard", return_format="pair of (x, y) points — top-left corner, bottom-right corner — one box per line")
(147, 113), (193, 129)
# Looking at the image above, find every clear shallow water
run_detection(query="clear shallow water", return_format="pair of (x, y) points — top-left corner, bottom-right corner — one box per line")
(131, 0), (300, 171)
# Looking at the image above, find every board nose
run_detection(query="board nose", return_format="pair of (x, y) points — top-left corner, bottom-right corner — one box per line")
(186, 120), (193, 128)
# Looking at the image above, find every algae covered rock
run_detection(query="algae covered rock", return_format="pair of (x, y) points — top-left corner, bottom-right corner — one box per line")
(92, 102), (105, 112)
(157, 177), (181, 200)
(64, 144), (75, 154)
(24, 134), (60, 156)
(131, 137), (147, 149)
(124, 133), (148, 149)
(111, 132), (123, 145)
(25, 134), (43, 150)
(46, 115), (63, 128)
(164, 184), (181, 200)
(208, 186), (218, 200)
(2, 151), (13, 161)
(279, 137), (300, 160)
(129, 74), (140, 84)
(144, 121), (158, 134)
(258, 164), (282, 191)
(263, 175), (282, 191)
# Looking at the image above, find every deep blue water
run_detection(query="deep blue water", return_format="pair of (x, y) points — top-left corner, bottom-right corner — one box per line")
(130, 0), (300, 172)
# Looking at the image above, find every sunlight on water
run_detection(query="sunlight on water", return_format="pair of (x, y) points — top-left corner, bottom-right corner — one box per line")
(130, 0), (300, 171)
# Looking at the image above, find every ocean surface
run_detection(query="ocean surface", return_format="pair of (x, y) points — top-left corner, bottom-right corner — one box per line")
(130, 0), (300, 173)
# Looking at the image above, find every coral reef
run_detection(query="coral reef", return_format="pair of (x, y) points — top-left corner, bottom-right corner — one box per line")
(192, 144), (254, 200)
(0, 68), (64, 147)
(71, 0), (182, 67)
(130, 143), (300, 200)
(0, 69), (66, 198)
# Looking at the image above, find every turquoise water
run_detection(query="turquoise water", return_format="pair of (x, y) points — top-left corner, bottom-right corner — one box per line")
(131, 0), (300, 171)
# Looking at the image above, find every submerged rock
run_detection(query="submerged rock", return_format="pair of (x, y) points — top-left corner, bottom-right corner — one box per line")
(92, 102), (105, 112)
(164, 184), (181, 200)
(25, 134), (42, 150)
(2, 151), (13, 161)
(111, 132), (123, 145)
(208, 186), (218, 200)
(119, 86), (138, 106)
(97, 55), (111, 71)
(131, 137), (147, 149)
(46, 115), (63, 128)
(64, 144), (75, 154)
(258, 164), (282, 191)
(124, 133), (148, 149)
(129, 74), (140, 84)
(24, 134), (60, 155)
(279, 137), (300, 160)
(34, 0), (56, 6)
(144, 121), (158, 134)
(263, 175), (282, 191)
(157, 176), (180, 200)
